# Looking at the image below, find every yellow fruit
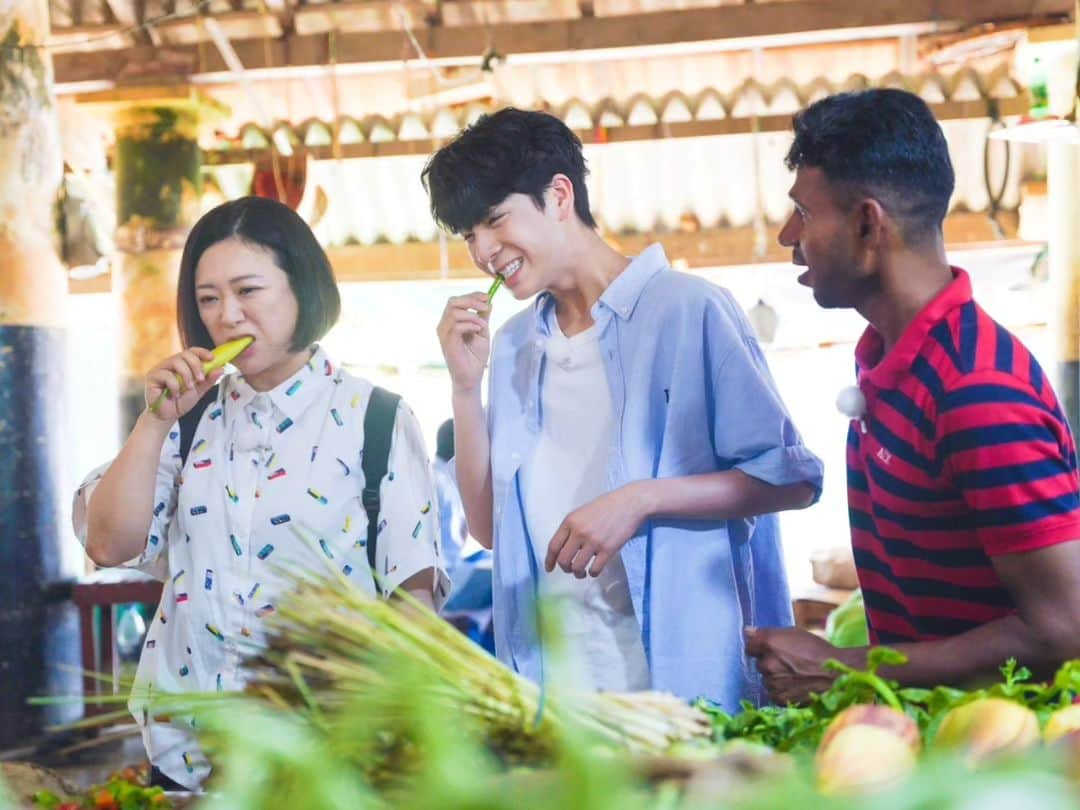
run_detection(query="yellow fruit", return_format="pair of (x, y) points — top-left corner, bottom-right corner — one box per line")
(816, 724), (917, 795)
(819, 704), (921, 755)
(202, 335), (254, 373)
(934, 698), (1039, 766)
(148, 335), (254, 413)
(1044, 704), (1080, 745)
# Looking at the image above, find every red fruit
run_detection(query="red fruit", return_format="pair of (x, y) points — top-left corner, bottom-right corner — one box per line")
(816, 724), (917, 795)
(819, 704), (921, 755)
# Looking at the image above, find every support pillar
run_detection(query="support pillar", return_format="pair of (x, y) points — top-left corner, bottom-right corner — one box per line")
(113, 104), (202, 433)
(1044, 2), (1080, 436)
(0, 0), (80, 746)
(1047, 141), (1080, 436)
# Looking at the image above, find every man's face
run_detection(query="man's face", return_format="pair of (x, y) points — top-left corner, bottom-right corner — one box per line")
(463, 190), (563, 300)
(778, 166), (866, 309)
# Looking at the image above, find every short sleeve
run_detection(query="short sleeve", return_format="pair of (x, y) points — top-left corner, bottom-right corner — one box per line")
(373, 402), (450, 609)
(940, 370), (1080, 556)
(71, 425), (183, 578)
(710, 325), (824, 499)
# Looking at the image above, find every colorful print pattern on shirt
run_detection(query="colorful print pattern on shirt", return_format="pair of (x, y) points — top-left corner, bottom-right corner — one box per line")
(72, 346), (447, 788)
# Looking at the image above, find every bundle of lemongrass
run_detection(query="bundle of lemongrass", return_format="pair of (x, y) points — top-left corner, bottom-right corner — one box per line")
(246, 570), (711, 762)
(35, 533), (709, 788)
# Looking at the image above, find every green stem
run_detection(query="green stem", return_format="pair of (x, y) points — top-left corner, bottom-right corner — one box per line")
(855, 673), (903, 711)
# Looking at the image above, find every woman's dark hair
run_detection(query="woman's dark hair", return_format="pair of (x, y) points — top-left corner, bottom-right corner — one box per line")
(786, 89), (955, 243)
(421, 107), (597, 234)
(177, 196), (341, 351)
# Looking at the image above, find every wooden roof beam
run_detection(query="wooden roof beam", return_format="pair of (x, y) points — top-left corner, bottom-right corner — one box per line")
(104, 0), (159, 45)
(67, 212), (1024, 293)
(53, 0), (1075, 87)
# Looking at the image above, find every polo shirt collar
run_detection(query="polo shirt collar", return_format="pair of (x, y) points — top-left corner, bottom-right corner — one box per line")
(856, 267), (972, 390)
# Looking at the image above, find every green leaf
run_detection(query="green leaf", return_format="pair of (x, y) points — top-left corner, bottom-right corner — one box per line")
(1000, 658), (1032, 688)
(867, 646), (908, 672)
(824, 589), (869, 648)
(31, 790), (62, 809)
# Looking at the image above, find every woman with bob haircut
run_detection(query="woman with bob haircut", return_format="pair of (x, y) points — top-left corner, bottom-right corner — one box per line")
(73, 196), (448, 790)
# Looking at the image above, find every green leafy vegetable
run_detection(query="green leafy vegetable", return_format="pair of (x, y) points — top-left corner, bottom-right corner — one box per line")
(824, 590), (869, 649)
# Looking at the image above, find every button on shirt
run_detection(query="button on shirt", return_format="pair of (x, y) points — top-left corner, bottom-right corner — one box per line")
(73, 346), (448, 788)
(486, 244), (824, 709)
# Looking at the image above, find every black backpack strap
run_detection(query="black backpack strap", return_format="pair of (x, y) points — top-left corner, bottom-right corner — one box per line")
(179, 384), (220, 466)
(361, 386), (401, 576)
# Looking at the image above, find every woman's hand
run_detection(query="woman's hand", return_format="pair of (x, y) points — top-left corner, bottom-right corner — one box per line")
(144, 348), (223, 422)
(437, 293), (491, 395)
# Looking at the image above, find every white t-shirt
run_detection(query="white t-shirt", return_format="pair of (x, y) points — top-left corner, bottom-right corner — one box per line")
(72, 346), (448, 788)
(518, 323), (650, 693)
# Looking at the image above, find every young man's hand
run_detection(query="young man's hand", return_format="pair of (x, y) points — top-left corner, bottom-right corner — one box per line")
(437, 293), (491, 395)
(545, 483), (650, 578)
(744, 626), (850, 705)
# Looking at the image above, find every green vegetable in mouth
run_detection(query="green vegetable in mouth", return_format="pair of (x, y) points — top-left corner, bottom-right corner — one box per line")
(487, 274), (504, 302)
(148, 335), (254, 413)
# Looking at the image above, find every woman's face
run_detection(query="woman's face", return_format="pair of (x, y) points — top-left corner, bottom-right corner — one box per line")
(194, 237), (302, 383)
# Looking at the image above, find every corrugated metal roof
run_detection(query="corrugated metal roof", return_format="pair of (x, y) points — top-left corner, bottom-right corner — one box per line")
(201, 67), (1025, 246)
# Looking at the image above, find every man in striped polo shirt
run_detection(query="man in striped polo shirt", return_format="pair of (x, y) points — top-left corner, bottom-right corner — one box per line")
(746, 88), (1080, 704)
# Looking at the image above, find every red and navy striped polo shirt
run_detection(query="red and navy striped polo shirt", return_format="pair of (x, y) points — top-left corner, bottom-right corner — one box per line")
(847, 268), (1080, 643)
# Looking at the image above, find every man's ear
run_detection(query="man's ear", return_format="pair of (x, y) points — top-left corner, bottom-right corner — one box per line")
(857, 198), (887, 247)
(548, 174), (575, 221)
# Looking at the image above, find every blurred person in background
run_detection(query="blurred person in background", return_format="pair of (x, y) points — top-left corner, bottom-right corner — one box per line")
(435, 418), (495, 653)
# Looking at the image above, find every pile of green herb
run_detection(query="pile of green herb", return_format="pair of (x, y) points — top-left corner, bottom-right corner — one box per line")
(699, 648), (1080, 753)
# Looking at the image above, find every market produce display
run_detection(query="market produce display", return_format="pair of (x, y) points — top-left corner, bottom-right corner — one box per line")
(242, 569), (713, 767)
(701, 647), (1080, 797)
(14, 569), (1080, 809)
(30, 766), (170, 810)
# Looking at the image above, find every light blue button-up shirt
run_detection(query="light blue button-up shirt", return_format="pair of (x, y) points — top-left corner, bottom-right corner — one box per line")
(485, 244), (824, 710)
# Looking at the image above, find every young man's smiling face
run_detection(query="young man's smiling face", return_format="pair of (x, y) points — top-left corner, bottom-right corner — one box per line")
(778, 166), (871, 310)
(463, 186), (569, 300)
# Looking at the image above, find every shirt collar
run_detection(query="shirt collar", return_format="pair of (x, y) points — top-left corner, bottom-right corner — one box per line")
(856, 267), (972, 390)
(224, 344), (338, 420)
(530, 243), (670, 335)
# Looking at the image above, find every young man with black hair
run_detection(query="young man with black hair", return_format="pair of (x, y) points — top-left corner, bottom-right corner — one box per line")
(747, 89), (1080, 704)
(426, 107), (823, 706)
